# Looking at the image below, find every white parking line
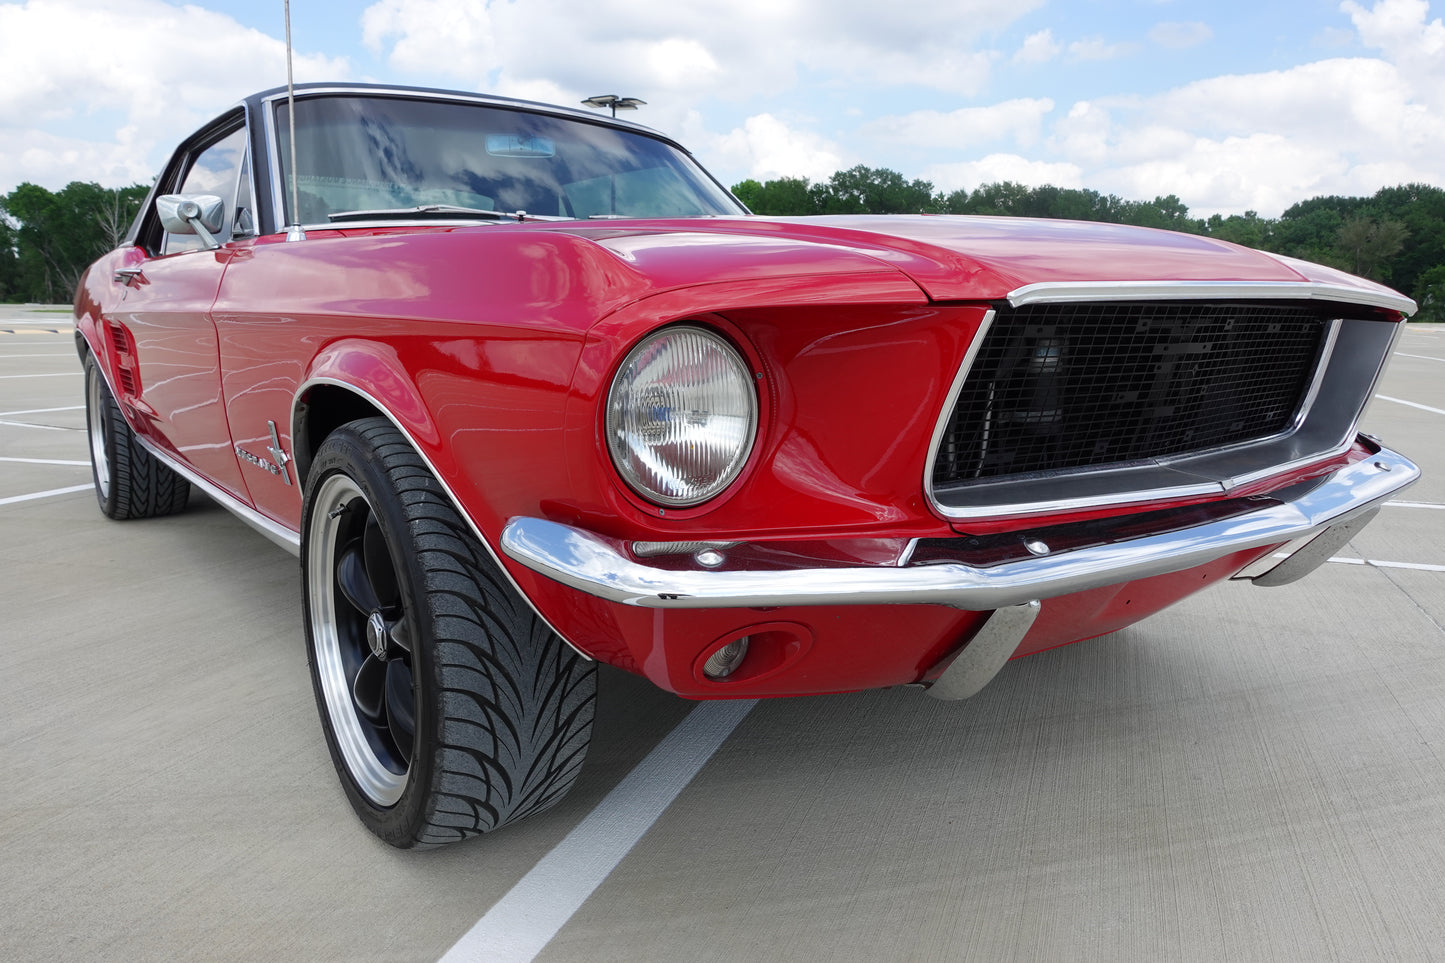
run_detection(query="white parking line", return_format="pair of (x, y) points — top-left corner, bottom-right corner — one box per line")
(0, 457), (89, 466)
(1376, 394), (1445, 416)
(1396, 353), (1444, 363)
(0, 353), (76, 359)
(1386, 501), (1445, 510)
(0, 372), (79, 380)
(439, 698), (756, 963)
(0, 484), (92, 507)
(0, 405), (83, 418)
(0, 420), (76, 431)
(1327, 557), (1445, 573)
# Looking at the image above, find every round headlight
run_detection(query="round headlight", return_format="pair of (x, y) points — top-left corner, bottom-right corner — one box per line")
(606, 326), (758, 507)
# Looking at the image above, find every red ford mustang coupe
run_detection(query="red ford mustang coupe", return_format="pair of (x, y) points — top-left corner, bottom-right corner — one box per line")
(74, 83), (1419, 848)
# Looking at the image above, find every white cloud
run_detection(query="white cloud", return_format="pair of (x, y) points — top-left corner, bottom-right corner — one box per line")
(1067, 37), (1137, 61)
(1148, 21), (1213, 48)
(705, 114), (845, 182)
(925, 155), (1084, 193)
(1014, 29), (1062, 64)
(1050, 100), (1113, 164)
(1342, 0), (1445, 107)
(360, 0), (1039, 101)
(0, 0), (347, 191)
(361, 0), (495, 78)
(1097, 134), (1350, 214)
(1038, 38), (1445, 215)
(861, 99), (1056, 152)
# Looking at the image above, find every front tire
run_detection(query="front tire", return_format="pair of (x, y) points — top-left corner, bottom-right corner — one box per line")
(301, 418), (596, 849)
(84, 355), (190, 519)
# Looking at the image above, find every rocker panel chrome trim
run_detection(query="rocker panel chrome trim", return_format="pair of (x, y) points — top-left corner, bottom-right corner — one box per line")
(502, 445), (1418, 613)
(134, 433), (302, 554)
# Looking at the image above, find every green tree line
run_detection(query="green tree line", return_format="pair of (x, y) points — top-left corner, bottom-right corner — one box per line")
(4, 174), (1443, 321)
(0, 182), (150, 303)
(734, 168), (1445, 321)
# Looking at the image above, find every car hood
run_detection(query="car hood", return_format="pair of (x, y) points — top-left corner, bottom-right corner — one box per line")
(570, 215), (1411, 310)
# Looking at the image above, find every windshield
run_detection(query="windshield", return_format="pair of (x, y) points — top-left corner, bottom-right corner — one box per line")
(274, 95), (744, 224)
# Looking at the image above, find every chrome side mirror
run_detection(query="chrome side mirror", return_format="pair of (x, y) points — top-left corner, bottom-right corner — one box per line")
(157, 194), (226, 250)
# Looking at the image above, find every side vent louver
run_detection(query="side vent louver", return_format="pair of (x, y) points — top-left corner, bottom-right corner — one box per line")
(108, 320), (138, 395)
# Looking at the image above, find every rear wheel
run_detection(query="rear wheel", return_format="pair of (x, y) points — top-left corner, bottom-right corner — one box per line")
(301, 418), (596, 848)
(83, 355), (190, 519)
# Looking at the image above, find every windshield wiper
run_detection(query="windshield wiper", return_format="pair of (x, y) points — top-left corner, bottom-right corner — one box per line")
(328, 205), (519, 222)
(327, 205), (568, 223)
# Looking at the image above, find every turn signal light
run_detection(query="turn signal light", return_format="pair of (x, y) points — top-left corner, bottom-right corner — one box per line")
(702, 637), (750, 679)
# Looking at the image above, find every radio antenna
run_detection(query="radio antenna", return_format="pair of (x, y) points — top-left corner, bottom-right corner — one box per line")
(284, 0), (304, 241)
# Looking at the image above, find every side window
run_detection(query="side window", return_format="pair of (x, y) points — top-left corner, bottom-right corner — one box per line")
(162, 127), (248, 255)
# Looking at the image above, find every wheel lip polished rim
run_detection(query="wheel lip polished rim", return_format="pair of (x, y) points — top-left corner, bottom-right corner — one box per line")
(86, 366), (111, 500)
(309, 472), (409, 807)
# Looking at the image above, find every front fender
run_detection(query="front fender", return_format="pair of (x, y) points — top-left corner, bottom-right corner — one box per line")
(294, 338), (442, 482)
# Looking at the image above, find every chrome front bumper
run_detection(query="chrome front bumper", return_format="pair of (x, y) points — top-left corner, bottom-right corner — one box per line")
(500, 445), (1418, 613)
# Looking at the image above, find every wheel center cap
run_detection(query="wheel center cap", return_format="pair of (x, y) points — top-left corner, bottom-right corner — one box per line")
(366, 611), (389, 660)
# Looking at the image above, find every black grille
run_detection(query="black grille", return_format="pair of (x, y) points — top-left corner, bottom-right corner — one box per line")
(932, 302), (1329, 486)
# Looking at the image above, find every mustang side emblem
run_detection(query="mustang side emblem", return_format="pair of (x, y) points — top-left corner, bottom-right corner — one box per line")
(235, 421), (293, 485)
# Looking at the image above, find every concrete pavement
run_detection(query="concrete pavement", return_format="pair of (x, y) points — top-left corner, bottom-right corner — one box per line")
(2, 318), (1442, 962)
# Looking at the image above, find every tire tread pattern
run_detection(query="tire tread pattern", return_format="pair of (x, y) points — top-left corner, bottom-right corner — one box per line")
(87, 358), (190, 520)
(321, 419), (596, 849)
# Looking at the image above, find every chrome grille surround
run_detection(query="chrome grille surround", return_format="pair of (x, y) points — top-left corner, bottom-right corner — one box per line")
(933, 301), (1330, 483)
(925, 281), (1412, 521)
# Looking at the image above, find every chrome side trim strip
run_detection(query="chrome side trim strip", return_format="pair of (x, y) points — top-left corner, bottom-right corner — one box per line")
(293, 377), (592, 660)
(133, 433), (301, 554)
(1006, 280), (1418, 316)
(501, 445), (1418, 613)
(926, 600), (1041, 701)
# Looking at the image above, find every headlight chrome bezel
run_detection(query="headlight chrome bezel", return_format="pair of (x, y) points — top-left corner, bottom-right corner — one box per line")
(605, 324), (760, 509)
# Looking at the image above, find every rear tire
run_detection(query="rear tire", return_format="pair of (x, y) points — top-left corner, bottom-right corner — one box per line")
(84, 355), (190, 519)
(301, 418), (596, 849)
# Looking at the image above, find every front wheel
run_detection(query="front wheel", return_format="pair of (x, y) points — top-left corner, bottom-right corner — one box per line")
(301, 418), (596, 849)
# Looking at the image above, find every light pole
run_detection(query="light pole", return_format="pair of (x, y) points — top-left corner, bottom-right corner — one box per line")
(581, 94), (646, 118)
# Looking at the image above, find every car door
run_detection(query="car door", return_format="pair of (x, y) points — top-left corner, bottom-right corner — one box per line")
(106, 116), (255, 501)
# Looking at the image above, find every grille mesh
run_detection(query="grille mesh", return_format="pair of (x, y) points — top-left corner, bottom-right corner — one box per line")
(932, 302), (1328, 485)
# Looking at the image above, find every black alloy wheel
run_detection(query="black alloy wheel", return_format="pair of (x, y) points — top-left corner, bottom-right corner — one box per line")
(302, 418), (597, 848)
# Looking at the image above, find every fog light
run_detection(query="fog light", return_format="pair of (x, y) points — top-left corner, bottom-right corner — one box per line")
(703, 637), (750, 679)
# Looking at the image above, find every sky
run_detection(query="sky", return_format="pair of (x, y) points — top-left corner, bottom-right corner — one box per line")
(1, 0), (1442, 218)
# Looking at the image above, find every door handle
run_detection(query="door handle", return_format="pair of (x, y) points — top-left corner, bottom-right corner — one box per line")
(113, 267), (144, 286)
